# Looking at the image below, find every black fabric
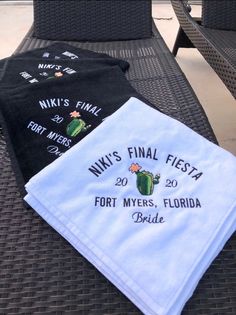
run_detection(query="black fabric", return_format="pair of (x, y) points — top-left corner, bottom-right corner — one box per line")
(0, 42), (129, 87)
(0, 67), (145, 194)
(0, 57), (129, 88)
(0, 43), (157, 196)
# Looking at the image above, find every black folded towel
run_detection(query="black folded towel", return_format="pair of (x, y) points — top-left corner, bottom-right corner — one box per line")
(0, 66), (141, 194)
(0, 43), (129, 88)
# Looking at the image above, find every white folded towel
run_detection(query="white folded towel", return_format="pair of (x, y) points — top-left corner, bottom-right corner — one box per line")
(25, 97), (236, 315)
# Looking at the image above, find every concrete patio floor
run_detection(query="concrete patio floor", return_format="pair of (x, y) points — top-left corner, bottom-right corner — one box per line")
(0, 2), (236, 155)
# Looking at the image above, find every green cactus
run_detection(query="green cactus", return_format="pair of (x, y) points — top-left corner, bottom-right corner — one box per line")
(129, 163), (160, 196)
(66, 111), (91, 137)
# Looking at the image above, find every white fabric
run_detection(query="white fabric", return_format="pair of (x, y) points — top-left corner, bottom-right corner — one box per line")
(25, 97), (236, 315)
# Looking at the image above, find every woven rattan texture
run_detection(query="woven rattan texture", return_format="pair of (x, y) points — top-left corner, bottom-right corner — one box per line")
(33, 0), (152, 41)
(202, 0), (236, 31)
(0, 22), (225, 314)
(172, 0), (236, 99)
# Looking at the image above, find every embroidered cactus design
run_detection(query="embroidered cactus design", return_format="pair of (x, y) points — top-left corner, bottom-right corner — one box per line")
(66, 111), (91, 137)
(129, 163), (160, 196)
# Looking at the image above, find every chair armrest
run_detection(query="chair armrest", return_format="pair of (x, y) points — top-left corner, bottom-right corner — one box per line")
(171, 0), (201, 31)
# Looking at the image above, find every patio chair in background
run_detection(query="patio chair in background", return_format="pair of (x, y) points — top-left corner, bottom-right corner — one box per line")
(172, 0), (236, 99)
(1, 0), (235, 314)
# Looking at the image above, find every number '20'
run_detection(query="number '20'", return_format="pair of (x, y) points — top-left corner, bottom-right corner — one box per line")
(115, 177), (128, 186)
(51, 115), (64, 123)
(165, 179), (178, 187)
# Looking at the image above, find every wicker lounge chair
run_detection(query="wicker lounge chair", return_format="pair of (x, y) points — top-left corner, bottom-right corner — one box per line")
(172, 0), (236, 99)
(1, 1), (235, 314)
